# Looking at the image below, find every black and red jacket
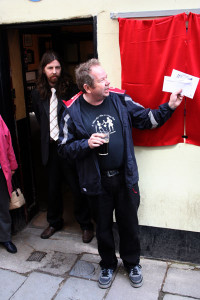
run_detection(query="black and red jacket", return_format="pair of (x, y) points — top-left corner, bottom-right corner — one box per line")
(58, 88), (174, 195)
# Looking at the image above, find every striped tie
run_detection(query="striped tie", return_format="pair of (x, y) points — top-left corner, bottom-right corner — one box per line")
(49, 88), (59, 141)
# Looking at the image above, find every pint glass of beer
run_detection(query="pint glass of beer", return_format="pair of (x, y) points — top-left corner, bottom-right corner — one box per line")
(98, 132), (110, 155)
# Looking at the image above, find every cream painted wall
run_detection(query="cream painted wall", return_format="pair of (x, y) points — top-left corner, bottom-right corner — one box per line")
(136, 144), (200, 232)
(1, 0), (200, 232)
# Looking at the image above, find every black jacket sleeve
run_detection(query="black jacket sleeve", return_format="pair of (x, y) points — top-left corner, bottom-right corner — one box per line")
(124, 95), (174, 130)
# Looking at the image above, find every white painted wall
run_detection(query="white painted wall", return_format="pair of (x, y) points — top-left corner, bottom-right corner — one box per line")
(1, 0), (200, 232)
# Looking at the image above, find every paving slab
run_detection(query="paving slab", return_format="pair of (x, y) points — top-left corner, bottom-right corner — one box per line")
(17, 227), (98, 255)
(163, 264), (200, 298)
(169, 262), (199, 270)
(163, 295), (198, 300)
(106, 258), (167, 300)
(0, 247), (56, 274)
(39, 251), (77, 275)
(70, 259), (101, 280)
(1, 225), (200, 300)
(10, 272), (63, 300)
(70, 260), (94, 277)
(0, 269), (26, 300)
(81, 253), (101, 264)
(54, 277), (106, 300)
(0, 227), (98, 274)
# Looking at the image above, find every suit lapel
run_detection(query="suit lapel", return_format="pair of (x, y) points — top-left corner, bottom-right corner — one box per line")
(57, 98), (63, 115)
(42, 98), (50, 120)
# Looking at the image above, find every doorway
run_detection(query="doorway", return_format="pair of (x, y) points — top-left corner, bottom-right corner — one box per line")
(1, 17), (96, 233)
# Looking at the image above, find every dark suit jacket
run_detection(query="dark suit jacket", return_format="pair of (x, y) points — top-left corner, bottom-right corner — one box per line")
(32, 83), (79, 165)
(31, 89), (66, 166)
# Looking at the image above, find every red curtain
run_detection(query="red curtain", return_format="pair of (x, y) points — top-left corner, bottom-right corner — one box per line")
(119, 14), (187, 146)
(185, 13), (200, 146)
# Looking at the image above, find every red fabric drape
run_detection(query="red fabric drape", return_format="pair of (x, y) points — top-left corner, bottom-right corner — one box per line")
(119, 14), (187, 146)
(185, 13), (200, 146)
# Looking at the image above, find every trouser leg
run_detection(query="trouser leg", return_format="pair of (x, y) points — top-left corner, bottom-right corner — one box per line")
(73, 194), (94, 231)
(89, 173), (141, 269)
(0, 169), (11, 242)
(95, 175), (120, 269)
(46, 143), (63, 229)
(115, 182), (141, 268)
(62, 162), (93, 230)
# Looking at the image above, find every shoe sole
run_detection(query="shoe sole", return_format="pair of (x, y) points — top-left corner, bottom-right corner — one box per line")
(40, 234), (54, 239)
(82, 236), (94, 243)
(40, 228), (61, 239)
(6, 249), (17, 254)
(98, 281), (112, 289)
(130, 277), (143, 288)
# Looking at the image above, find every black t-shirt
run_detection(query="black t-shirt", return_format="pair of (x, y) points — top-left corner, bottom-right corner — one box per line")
(80, 94), (124, 170)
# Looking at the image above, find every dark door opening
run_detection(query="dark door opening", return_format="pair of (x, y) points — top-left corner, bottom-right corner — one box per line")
(1, 17), (97, 232)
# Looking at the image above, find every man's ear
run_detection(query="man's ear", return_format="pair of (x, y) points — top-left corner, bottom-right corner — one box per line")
(83, 83), (92, 94)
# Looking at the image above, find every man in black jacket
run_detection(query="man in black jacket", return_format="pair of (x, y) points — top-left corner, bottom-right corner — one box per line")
(58, 58), (183, 289)
(32, 51), (94, 243)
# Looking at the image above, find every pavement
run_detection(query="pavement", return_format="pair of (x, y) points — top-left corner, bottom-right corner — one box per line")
(0, 213), (200, 300)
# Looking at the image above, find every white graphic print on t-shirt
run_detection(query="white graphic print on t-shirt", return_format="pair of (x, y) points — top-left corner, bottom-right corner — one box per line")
(92, 114), (116, 134)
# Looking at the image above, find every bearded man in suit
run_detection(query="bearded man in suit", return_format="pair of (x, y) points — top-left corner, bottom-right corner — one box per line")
(32, 50), (94, 242)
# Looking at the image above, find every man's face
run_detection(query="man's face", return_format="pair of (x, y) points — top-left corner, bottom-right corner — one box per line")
(88, 65), (110, 102)
(43, 59), (61, 86)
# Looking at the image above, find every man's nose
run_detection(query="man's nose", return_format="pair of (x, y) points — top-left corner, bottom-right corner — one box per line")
(106, 79), (110, 86)
(52, 68), (56, 73)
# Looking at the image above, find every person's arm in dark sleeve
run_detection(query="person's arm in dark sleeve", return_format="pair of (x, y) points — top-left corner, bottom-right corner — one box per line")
(125, 90), (183, 130)
(58, 107), (91, 161)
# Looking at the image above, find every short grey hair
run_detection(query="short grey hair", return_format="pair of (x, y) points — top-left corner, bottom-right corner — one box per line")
(75, 58), (100, 92)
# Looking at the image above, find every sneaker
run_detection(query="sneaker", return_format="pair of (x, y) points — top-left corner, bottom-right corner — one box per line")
(98, 268), (114, 289)
(128, 265), (143, 288)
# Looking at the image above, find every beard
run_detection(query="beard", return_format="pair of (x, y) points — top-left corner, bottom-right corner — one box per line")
(48, 75), (59, 85)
